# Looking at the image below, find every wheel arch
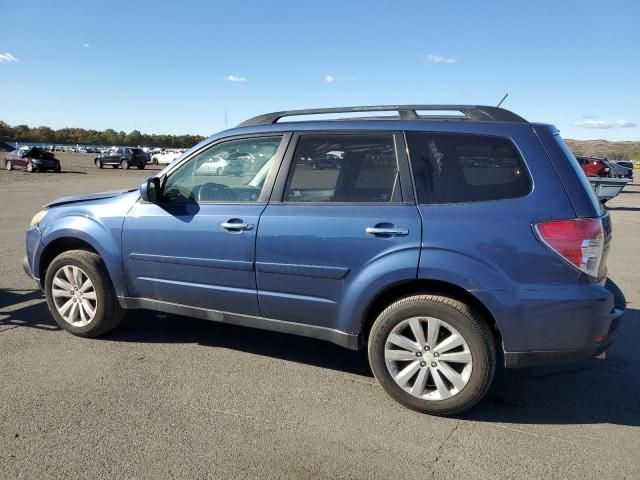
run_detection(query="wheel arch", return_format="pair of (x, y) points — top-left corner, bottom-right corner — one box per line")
(359, 279), (503, 352)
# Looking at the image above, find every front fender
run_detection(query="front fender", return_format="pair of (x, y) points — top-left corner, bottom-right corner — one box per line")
(38, 213), (127, 296)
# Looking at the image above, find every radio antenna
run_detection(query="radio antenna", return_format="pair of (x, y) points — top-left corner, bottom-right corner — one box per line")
(497, 93), (509, 108)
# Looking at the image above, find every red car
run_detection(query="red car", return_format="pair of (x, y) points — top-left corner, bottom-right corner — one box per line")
(4, 147), (61, 173)
(576, 156), (610, 177)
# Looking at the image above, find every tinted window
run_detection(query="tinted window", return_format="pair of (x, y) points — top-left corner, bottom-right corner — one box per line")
(163, 135), (283, 203)
(284, 134), (400, 203)
(406, 132), (531, 204)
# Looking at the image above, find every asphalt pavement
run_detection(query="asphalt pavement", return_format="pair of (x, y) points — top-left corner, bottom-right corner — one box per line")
(1, 154), (639, 479)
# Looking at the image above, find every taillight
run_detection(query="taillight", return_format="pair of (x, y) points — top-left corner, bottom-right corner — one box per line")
(534, 218), (604, 277)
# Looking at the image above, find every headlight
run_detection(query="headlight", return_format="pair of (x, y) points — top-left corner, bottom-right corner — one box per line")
(30, 208), (48, 226)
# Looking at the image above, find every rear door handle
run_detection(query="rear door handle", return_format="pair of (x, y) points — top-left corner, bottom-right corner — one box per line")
(365, 227), (409, 236)
(220, 220), (254, 232)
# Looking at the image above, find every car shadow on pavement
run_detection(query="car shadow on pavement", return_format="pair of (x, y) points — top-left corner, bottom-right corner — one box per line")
(0, 289), (59, 331)
(105, 311), (374, 377)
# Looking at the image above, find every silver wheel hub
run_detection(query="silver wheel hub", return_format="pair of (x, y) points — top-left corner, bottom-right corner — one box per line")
(51, 265), (98, 327)
(384, 316), (473, 401)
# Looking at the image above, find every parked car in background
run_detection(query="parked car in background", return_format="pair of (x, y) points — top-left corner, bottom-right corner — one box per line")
(194, 155), (228, 175)
(614, 160), (634, 170)
(151, 149), (182, 165)
(94, 147), (148, 170)
(24, 104), (625, 416)
(306, 153), (342, 170)
(606, 160), (633, 178)
(577, 156), (611, 177)
(5, 147), (61, 172)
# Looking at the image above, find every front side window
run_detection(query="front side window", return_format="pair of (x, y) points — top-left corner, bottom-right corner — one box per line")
(284, 134), (400, 203)
(406, 132), (531, 204)
(163, 135), (283, 203)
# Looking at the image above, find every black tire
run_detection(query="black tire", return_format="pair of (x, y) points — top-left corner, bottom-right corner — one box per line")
(56, 163), (62, 173)
(136, 162), (145, 170)
(44, 250), (124, 337)
(111, 164), (118, 169)
(96, 159), (103, 169)
(26, 161), (34, 173)
(368, 294), (496, 416)
(121, 159), (130, 170)
(153, 158), (158, 165)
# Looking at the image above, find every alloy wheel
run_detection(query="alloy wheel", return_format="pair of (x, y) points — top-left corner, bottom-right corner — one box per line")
(384, 316), (473, 400)
(51, 265), (98, 327)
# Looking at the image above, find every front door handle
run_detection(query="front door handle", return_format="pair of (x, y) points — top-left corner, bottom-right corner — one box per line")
(366, 226), (409, 236)
(220, 220), (254, 232)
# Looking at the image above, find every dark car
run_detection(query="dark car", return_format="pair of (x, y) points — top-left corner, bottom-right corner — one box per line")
(94, 147), (148, 170)
(604, 159), (633, 179)
(614, 160), (633, 170)
(576, 156), (610, 177)
(24, 104), (624, 416)
(306, 153), (342, 170)
(5, 147), (61, 173)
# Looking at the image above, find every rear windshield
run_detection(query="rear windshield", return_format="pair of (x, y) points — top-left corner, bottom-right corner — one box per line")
(406, 132), (532, 204)
(552, 134), (603, 214)
(131, 148), (145, 154)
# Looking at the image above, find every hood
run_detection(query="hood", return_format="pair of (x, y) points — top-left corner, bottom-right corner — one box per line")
(45, 189), (137, 208)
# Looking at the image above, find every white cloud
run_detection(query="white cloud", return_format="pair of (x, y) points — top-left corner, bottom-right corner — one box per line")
(425, 54), (456, 64)
(0, 52), (18, 63)
(82, 43), (91, 48)
(225, 74), (246, 82)
(574, 119), (637, 129)
(324, 74), (336, 83)
(613, 120), (637, 128)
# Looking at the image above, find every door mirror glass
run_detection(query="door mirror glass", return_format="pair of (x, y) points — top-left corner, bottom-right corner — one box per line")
(140, 177), (161, 203)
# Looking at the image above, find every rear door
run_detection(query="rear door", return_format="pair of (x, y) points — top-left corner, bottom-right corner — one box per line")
(255, 132), (422, 331)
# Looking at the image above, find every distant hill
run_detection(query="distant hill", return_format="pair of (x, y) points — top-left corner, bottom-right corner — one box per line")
(566, 139), (640, 161)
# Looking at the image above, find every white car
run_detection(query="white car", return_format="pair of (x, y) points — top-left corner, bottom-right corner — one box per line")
(151, 150), (182, 165)
(195, 155), (229, 175)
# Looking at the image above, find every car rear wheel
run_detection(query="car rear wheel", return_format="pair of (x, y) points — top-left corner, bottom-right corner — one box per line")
(96, 160), (103, 169)
(368, 294), (496, 416)
(216, 167), (222, 175)
(26, 162), (34, 173)
(6, 161), (12, 171)
(121, 159), (130, 170)
(44, 250), (124, 337)
(56, 164), (62, 173)
(136, 162), (145, 170)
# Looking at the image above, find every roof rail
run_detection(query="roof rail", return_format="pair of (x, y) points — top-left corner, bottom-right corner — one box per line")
(237, 104), (527, 127)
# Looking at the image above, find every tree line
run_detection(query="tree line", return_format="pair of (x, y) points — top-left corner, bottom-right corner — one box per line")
(0, 121), (206, 148)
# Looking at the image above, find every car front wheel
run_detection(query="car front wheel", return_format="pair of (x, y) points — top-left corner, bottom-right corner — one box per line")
(121, 159), (130, 170)
(26, 161), (35, 173)
(96, 160), (103, 169)
(6, 161), (12, 171)
(44, 250), (124, 337)
(368, 294), (496, 416)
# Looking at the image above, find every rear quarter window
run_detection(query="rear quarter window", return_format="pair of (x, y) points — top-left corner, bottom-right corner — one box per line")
(406, 132), (532, 204)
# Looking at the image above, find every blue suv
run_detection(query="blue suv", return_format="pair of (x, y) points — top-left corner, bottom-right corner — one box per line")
(24, 105), (625, 415)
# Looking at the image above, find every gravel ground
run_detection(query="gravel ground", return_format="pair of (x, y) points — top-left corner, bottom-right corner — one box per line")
(1, 154), (639, 479)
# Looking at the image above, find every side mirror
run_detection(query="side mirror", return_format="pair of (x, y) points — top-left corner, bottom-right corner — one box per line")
(140, 177), (161, 203)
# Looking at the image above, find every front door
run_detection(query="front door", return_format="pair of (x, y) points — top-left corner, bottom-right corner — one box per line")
(255, 132), (422, 331)
(122, 134), (287, 316)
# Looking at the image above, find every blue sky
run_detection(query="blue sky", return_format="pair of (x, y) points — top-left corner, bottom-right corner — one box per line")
(1, 0), (638, 140)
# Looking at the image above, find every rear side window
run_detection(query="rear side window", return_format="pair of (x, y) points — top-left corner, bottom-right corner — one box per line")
(406, 132), (531, 204)
(284, 134), (401, 203)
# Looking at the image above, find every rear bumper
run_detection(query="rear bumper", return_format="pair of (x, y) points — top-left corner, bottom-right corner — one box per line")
(504, 306), (624, 367)
(475, 278), (626, 368)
